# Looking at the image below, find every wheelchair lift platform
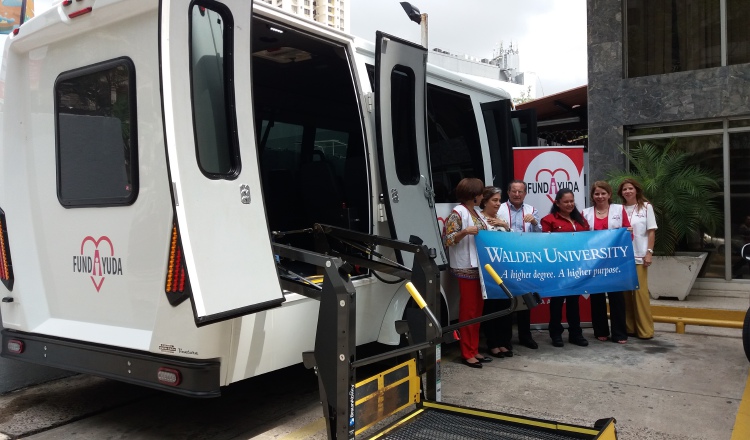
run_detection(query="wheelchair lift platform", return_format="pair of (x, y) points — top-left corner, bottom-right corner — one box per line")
(276, 225), (618, 440)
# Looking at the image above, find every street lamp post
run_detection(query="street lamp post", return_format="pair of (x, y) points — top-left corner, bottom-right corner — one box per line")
(400, 2), (427, 49)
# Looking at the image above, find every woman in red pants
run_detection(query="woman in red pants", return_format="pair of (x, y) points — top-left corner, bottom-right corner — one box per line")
(444, 178), (493, 368)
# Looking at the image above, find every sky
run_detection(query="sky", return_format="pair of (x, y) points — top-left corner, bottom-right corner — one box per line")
(350, 0), (588, 96)
(29, 0), (587, 96)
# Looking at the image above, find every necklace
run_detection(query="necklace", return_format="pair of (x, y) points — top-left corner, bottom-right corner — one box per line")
(625, 204), (637, 224)
(596, 209), (608, 215)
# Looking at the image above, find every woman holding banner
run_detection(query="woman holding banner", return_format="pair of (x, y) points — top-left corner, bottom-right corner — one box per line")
(618, 178), (657, 339)
(478, 186), (514, 358)
(444, 178), (493, 368)
(583, 181), (631, 344)
(541, 188), (590, 348)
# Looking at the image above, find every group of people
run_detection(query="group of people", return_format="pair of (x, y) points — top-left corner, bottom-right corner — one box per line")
(444, 178), (657, 368)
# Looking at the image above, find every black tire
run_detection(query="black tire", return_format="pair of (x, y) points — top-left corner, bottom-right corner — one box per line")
(743, 306), (750, 363)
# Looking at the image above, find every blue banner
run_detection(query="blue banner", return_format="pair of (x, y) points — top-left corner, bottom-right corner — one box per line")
(475, 228), (639, 299)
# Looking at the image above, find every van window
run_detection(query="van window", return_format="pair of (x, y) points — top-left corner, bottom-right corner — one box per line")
(190, 2), (239, 178)
(426, 84), (483, 203)
(55, 58), (138, 207)
(390, 65), (420, 185)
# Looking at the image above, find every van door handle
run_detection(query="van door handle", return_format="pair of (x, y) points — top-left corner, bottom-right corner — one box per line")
(421, 175), (435, 208)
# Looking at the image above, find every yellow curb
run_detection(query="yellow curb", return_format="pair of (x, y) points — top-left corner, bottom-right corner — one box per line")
(731, 368), (750, 440)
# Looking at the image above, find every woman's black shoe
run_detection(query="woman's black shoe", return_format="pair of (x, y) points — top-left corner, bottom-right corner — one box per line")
(551, 337), (564, 347)
(489, 350), (505, 358)
(463, 359), (483, 368)
(475, 356), (493, 363)
(519, 337), (538, 349)
(502, 349), (513, 357)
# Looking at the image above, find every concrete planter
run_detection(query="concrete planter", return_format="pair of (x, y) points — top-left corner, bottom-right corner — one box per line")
(648, 252), (708, 301)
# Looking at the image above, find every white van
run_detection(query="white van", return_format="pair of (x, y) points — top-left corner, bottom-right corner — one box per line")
(0, 0), (523, 397)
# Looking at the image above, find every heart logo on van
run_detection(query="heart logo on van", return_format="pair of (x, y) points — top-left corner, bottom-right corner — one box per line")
(80, 236), (114, 292)
(535, 168), (571, 203)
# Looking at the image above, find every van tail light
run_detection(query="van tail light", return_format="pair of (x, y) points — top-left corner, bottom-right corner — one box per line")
(164, 221), (191, 306)
(6, 339), (24, 354)
(157, 367), (182, 386)
(0, 208), (14, 291)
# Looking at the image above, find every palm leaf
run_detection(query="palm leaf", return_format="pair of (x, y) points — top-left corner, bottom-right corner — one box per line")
(607, 139), (722, 255)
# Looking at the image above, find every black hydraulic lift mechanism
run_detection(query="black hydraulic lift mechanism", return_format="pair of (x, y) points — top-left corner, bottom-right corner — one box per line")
(273, 224), (617, 440)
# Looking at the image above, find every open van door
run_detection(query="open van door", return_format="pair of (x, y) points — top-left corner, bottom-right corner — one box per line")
(160, 0), (284, 326)
(374, 32), (447, 268)
(482, 100), (538, 189)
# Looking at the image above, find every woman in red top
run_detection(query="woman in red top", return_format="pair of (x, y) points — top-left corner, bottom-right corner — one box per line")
(541, 188), (590, 348)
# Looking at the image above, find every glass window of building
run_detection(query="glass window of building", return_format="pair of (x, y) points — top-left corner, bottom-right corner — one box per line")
(627, 0), (750, 76)
(626, 0), (721, 78)
(729, 129), (750, 279)
(627, 119), (750, 280)
(728, 0), (750, 65)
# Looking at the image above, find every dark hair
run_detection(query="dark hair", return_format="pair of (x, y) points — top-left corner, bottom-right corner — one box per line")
(549, 188), (586, 226)
(455, 178), (484, 203)
(617, 178), (649, 209)
(590, 180), (613, 205)
(507, 180), (526, 193)
(479, 186), (502, 209)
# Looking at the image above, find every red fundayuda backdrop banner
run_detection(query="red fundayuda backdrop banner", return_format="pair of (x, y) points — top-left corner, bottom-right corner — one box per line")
(512, 146), (592, 327)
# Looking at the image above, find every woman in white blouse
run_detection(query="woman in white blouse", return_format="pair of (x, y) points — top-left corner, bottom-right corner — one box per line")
(617, 178), (657, 339)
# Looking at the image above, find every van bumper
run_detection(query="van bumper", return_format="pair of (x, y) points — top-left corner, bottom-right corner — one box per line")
(1, 329), (221, 398)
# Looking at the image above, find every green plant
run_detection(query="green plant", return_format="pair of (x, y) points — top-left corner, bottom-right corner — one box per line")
(607, 140), (723, 255)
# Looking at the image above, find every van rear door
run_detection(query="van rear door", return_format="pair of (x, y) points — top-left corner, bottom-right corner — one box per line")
(160, 0), (284, 326)
(374, 32), (447, 268)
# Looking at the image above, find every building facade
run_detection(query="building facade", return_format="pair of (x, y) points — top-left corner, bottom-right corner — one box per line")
(259, 0), (349, 32)
(588, 0), (750, 285)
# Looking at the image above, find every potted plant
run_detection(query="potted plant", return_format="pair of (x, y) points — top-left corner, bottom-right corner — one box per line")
(607, 140), (722, 300)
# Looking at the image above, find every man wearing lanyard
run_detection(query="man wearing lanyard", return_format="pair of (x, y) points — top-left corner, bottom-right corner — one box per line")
(496, 180), (542, 349)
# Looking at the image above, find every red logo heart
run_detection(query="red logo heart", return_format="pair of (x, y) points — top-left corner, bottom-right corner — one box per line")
(535, 168), (571, 203)
(80, 236), (114, 292)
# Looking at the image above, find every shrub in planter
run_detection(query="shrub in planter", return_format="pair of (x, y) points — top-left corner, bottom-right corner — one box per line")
(608, 141), (722, 300)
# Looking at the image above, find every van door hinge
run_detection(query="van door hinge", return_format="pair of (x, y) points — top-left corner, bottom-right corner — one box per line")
(366, 92), (373, 113)
(377, 202), (387, 222)
(424, 185), (435, 208)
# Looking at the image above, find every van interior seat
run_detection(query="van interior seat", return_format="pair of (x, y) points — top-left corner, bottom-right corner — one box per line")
(298, 159), (345, 228)
(266, 168), (299, 233)
(343, 153), (368, 231)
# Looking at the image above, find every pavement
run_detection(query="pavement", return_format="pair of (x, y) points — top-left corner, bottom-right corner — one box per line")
(251, 287), (750, 440)
(0, 287), (747, 440)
